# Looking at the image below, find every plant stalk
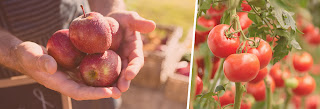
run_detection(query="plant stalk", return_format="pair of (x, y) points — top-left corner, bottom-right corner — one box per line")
(234, 82), (244, 109)
(284, 87), (292, 109)
(264, 78), (272, 109)
(209, 58), (225, 92)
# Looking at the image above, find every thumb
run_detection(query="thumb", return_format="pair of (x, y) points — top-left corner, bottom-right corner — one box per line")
(15, 42), (57, 74)
(36, 54), (57, 74)
(108, 11), (156, 33)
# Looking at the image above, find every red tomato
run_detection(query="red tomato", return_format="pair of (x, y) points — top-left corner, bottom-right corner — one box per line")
(197, 16), (217, 28)
(195, 30), (209, 47)
(240, 100), (252, 109)
(292, 95), (319, 109)
(292, 75), (316, 96)
(206, 4), (226, 22)
(303, 24), (315, 36)
(241, 1), (252, 11)
(269, 63), (291, 87)
(223, 53), (260, 82)
(247, 38), (272, 69)
(304, 27), (320, 45)
(293, 52), (313, 73)
(213, 90), (235, 107)
(196, 76), (203, 95)
(249, 67), (268, 83)
(306, 95), (319, 109)
(292, 95), (301, 109)
(238, 12), (252, 30)
(311, 64), (320, 75)
(213, 90), (251, 109)
(207, 24), (240, 58)
(247, 75), (275, 101)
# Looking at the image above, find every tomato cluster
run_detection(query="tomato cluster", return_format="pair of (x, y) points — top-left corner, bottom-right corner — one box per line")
(193, 1), (319, 109)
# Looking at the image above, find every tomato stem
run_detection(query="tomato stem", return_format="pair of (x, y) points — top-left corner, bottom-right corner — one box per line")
(284, 87), (292, 109)
(209, 58), (225, 92)
(264, 78), (272, 109)
(301, 97), (305, 109)
(190, 58), (198, 109)
(234, 82), (244, 109)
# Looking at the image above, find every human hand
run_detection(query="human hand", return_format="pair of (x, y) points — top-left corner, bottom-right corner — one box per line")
(108, 11), (156, 92)
(13, 42), (121, 100)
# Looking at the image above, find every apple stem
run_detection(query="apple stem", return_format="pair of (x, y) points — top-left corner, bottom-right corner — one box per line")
(80, 5), (86, 17)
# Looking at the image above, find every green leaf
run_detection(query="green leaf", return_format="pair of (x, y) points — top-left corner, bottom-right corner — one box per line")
(220, 11), (230, 24)
(222, 103), (234, 109)
(271, 6), (297, 31)
(199, 92), (217, 100)
(196, 24), (211, 31)
(200, 0), (212, 10)
(248, 0), (266, 9)
(214, 85), (226, 97)
(271, 37), (291, 64)
(290, 39), (301, 50)
(248, 12), (260, 24)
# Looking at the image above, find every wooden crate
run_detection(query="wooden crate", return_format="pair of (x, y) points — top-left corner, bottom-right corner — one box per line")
(0, 75), (72, 109)
(164, 73), (189, 103)
(131, 24), (184, 88)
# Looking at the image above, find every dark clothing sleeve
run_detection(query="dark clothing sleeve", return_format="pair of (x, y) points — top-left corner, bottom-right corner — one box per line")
(0, 0), (90, 78)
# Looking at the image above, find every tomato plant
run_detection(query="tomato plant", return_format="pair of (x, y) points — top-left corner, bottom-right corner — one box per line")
(190, 0), (320, 109)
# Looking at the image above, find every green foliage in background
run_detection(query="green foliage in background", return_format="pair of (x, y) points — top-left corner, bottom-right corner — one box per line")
(125, 0), (196, 38)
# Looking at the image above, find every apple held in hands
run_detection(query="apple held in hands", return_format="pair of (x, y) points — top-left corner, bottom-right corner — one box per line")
(80, 50), (121, 87)
(69, 7), (119, 54)
(47, 29), (86, 69)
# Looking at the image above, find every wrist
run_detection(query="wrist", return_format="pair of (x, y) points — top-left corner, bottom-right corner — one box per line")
(0, 29), (24, 73)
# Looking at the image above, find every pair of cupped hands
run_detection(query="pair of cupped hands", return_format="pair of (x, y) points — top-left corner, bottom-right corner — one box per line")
(13, 11), (155, 100)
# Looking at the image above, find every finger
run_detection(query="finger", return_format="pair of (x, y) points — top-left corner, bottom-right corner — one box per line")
(125, 57), (144, 80)
(117, 73), (131, 92)
(109, 11), (156, 33)
(122, 32), (144, 80)
(15, 42), (57, 74)
(59, 79), (121, 100)
(37, 54), (57, 74)
(105, 17), (119, 35)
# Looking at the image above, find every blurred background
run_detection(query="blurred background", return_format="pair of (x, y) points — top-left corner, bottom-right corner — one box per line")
(118, 0), (195, 109)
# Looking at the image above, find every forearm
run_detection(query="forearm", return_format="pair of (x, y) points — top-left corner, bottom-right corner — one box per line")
(0, 28), (23, 72)
(88, 0), (126, 16)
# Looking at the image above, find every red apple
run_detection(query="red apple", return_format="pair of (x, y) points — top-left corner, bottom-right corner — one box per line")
(69, 9), (119, 54)
(80, 50), (121, 87)
(176, 61), (190, 76)
(47, 29), (85, 69)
